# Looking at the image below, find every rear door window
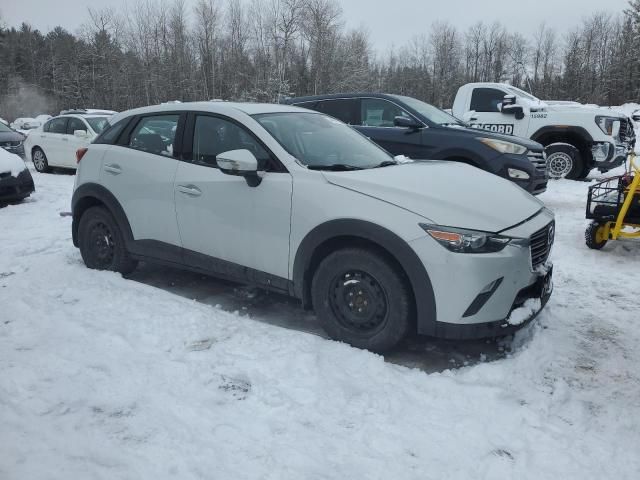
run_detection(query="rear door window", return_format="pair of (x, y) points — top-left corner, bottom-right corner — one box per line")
(128, 115), (180, 157)
(318, 99), (359, 125)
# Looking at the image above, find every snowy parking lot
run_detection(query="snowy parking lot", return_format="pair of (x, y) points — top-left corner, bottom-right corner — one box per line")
(2, 162), (640, 479)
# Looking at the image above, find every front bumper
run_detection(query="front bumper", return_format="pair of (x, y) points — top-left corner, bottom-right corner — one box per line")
(593, 138), (635, 173)
(499, 151), (548, 195)
(409, 208), (554, 339)
(0, 168), (35, 202)
(1, 143), (25, 158)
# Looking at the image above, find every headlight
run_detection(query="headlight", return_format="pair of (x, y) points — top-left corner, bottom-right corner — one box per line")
(478, 138), (527, 155)
(420, 224), (512, 253)
(595, 116), (620, 136)
(508, 168), (530, 180)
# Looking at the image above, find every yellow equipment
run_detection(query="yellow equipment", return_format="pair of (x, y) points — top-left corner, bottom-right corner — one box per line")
(585, 153), (640, 249)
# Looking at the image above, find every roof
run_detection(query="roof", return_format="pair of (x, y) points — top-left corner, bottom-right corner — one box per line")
(109, 101), (307, 125)
(283, 93), (398, 104)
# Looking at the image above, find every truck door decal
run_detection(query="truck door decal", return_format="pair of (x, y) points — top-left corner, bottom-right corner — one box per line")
(470, 123), (515, 135)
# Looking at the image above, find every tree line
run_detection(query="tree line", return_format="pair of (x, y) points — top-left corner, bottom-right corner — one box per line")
(0, 0), (639, 120)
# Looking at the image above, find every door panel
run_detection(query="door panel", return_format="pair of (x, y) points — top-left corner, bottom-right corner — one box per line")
(41, 117), (68, 167)
(99, 114), (182, 247)
(175, 113), (293, 279)
(175, 164), (293, 279)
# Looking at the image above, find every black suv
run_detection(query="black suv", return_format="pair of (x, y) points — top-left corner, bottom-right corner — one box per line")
(283, 93), (548, 195)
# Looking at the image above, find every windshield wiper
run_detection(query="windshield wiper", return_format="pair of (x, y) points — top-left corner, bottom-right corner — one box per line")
(307, 164), (364, 171)
(375, 160), (398, 168)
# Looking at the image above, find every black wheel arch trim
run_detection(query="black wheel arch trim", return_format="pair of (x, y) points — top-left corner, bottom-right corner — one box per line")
(292, 219), (438, 335)
(531, 126), (594, 145)
(71, 183), (134, 248)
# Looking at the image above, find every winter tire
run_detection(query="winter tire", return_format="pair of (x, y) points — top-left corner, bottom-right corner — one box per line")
(546, 143), (584, 180)
(311, 247), (412, 352)
(32, 147), (51, 173)
(78, 206), (138, 274)
(585, 222), (608, 250)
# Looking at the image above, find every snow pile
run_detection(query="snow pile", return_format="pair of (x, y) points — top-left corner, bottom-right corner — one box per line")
(0, 147), (27, 177)
(1, 166), (640, 479)
(506, 298), (542, 326)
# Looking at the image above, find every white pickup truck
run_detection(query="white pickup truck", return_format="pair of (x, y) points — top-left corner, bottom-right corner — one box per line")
(452, 83), (636, 179)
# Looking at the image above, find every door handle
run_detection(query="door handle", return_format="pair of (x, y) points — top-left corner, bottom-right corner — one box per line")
(104, 164), (122, 175)
(177, 185), (202, 197)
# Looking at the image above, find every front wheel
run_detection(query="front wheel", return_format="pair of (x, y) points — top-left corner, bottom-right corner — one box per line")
(546, 143), (584, 180)
(311, 248), (412, 352)
(585, 222), (608, 250)
(78, 206), (138, 274)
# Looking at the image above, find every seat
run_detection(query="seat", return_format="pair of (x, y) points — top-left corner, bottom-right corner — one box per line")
(135, 133), (166, 154)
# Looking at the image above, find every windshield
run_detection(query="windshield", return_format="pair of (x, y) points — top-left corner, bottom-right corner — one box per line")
(392, 95), (463, 126)
(505, 86), (540, 103)
(0, 123), (14, 133)
(253, 112), (394, 169)
(86, 117), (109, 133)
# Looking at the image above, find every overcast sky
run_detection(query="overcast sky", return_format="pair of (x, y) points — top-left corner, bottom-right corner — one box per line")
(1, 0), (631, 52)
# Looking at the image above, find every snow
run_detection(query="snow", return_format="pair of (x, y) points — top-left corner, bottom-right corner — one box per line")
(2, 162), (640, 479)
(0, 148), (28, 177)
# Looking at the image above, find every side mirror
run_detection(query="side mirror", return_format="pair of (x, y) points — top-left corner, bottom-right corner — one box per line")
(501, 104), (525, 120)
(217, 149), (262, 187)
(393, 116), (421, 129)
(463, 111), (478, 123)
(74, 129), (88, 138)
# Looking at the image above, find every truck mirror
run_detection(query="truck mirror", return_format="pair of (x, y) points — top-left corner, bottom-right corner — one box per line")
(501, 104), (525, 120)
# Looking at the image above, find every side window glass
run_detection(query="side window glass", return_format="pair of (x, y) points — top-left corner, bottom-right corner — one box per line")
(294, 101), (320, 111)
(94, 119), (128, 145)
(43, 120), (51, 133)
(470, 88), (505, 113)
(49, 118), (68, 134)
(67, 117), (87, 134)
(361, 99), (410, 127)
(319, 99), (359, 125)
(128, 115), (179, 157)
(193, 115), (274, 171)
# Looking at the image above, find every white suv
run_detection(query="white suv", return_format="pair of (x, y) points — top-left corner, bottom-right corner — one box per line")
(25, 114), (111, 172)
(72, 102), (555, 351)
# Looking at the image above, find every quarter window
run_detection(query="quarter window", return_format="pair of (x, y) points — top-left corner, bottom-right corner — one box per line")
(48, 117), (68, 134)
(470, 88), (506, 113)
(128, 115), (179, 157)
(361, 99), (411, 127)
(192, 115), (274, 170)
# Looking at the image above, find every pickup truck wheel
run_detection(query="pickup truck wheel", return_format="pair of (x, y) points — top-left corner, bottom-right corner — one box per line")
(546, 143), (583, 180)
(311, 248), (412, 352)
(78, 206), (138, 274)
(32, 148), (51, 173)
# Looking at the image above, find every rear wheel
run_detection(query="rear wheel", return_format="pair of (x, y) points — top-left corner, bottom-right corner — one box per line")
(546, 143), (584, 180)
(585, 222), (608, 250)
(78, 206), (138, 274)
(32, 147), (51, 173)
(311, 247), (412, 352)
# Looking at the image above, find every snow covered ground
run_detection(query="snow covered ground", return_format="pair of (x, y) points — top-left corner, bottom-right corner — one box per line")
(2, 160), (640, 479)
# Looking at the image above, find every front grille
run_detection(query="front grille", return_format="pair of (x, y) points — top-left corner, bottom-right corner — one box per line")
(619, 119), (635, 146)
(0, 141), (21, 147)
(528, 151), (547, 175)
(0, 171), (10, 179)
(530, 222), (554, 269)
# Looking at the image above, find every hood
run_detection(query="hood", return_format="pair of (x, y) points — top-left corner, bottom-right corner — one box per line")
(0, 131), (25, 143)
(542, 103), (625, 118)
(440, 124), (542, 150)
(322, 162), (543, 233)
(0, 148), (27, 177)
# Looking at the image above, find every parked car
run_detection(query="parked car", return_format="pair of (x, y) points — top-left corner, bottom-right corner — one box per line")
(0, 148), (35, 203)
(452, 83), (636, 179)
(72, 102), (555, 352)
(25, 113), (111, 172)
(283, 93), (548, 195)
(10, 117), (41, 134)
(0, 122), (26, 158)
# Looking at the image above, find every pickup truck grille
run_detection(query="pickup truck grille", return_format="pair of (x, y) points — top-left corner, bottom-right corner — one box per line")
(530, 222), (554, 269)
(619, 119), (636, 146)
(528, 151), (548, 175)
